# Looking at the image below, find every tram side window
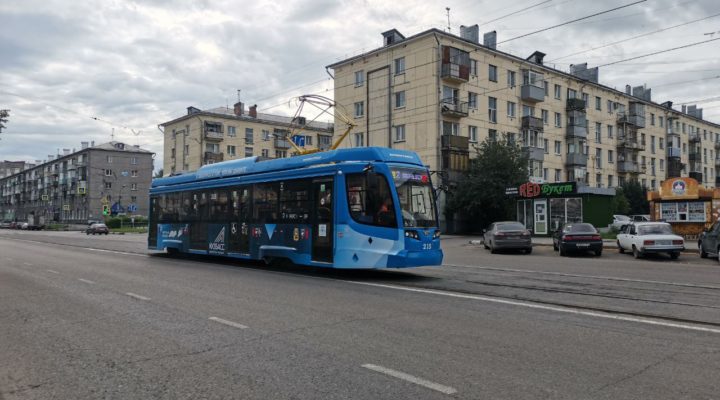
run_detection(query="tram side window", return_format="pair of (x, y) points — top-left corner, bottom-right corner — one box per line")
(253, 183), (279, 223)
(187, 192), (208, 222)
(280, 179), (311, 223)
(231, 187), (251, 220)
(346, 173), (397, 228)
(150, 196), (161, 225)
(208, 190), (229, 222)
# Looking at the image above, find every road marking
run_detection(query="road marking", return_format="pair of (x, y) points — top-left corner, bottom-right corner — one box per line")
(83, 248), (146, 257)
(361, 364), (457, 395)
(345, 281), (720, 335)
(209, 317), (249, 329)
(78, 278), (95, 284)
(125, 292), (151, 301)
(443, 264), (720, 290)
(23, 262), (34, 266)
(46, 269), (60, 274)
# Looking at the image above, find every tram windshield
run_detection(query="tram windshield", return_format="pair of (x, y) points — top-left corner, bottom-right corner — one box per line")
(391, 168), (438, 228)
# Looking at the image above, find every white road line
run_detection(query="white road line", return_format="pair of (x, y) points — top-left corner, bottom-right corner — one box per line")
(23, 262), (34, 266)
(125, 292), (151, 301)
(78, 278), (95, 284)
(209, 317), (249, 329)
(443, 263), (720, 290)
(361, 364), (457, 395)
(345, 280), (720, 335)
(83, 248), (146, 257)
(46, 269), (60, 274)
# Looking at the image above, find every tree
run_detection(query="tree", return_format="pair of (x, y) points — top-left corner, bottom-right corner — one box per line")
(446, 134), (529, 231)
(154, 168), (164, 178)
(620, 180), (649, 214)
(611, 187), (630, 216)
(0, 109), (9, 135)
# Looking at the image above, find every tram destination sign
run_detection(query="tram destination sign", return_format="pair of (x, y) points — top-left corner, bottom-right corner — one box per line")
(506, 181), (577, 198)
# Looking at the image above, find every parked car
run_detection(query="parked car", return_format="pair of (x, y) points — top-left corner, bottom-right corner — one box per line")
(698, 221), (720, 262)
(611, 215), (631, 230)
(629, 214), (651, 222)
(552, 223), (603, 257)
(20, 222), (29, 230)
(617, 222), (684, 259)
(483, 221), (532, 254)
(86, 223), (110, 235)
(0, 220), (11, 229)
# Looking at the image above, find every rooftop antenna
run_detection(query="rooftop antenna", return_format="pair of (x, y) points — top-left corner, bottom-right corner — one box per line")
(111, 127), (115, 141)
(131, 129), (141, 146)
(237, 89), (241, 102)
(446, 7), (451, 33)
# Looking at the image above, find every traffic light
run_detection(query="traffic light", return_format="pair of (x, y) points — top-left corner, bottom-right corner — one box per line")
(102, 205), (109, 215)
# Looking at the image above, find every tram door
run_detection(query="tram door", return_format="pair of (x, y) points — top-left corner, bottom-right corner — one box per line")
(228, 187), (251, 254)
(312, 179), (334, 263)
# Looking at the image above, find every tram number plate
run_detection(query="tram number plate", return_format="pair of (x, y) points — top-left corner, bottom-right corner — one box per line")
(422, 243), (432, 250)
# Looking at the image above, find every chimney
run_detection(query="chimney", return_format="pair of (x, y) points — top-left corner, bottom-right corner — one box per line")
(382, 29), (405, 46)
(625, 85), (631, 95)
(186, 106), (201, 115)
(460, 24), (480, 43)
(91, 141), (95, 147)
(682, 105), (687, 113)
(81, 141), (88, 149)
(233, 101), (244, 116)
(526, 51), (545, 65)
(249, 104), (257, 118)
(661, 101), (673, 109)
(483, 30), (497, 49)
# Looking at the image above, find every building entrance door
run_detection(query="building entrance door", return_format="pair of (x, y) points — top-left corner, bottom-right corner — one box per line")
(534, 199), (548, 235)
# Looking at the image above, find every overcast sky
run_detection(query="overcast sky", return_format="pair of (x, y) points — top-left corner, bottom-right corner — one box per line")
(2, 0), (719, 169)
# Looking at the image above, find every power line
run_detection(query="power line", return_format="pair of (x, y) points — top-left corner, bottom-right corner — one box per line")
(478, 0), (553, 27)
(550, 11), (720, 61)
(498, 0), (647, 44)
(597, 37), (720, 68)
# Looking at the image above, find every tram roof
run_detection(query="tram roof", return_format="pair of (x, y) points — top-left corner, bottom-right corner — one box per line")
(152, 147), (425, 188)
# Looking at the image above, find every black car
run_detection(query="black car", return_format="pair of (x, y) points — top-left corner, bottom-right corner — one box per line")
(553, 222), (603, 257)
(86, 223), (110, 235)
(483, 221), (532, 254)
(699, 220), (720, 263)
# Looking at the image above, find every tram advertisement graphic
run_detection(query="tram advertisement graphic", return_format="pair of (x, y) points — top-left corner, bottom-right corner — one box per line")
(207, 224), (226, 255)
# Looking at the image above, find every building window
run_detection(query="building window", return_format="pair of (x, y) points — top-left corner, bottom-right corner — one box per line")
(507, 70), (516, 87)
(582, 93), (589, 105)
(354, 101), (364, 118)
(659, 137), (664, 149)
(105, 182), (112, 189)
(660, 159), (665, 170)
(259, 149), (267, 157)
(608, 149), (614, 163)
(468, 92), (478, 109)
(443, 121), (459, 136)
(245, 128), (253, 144)
(554, 112), (562, 127)
(131, 196), (137, 203)
(262, 130), (271, 141)
(554, 84), (562, 99)
(275, 150), (287, 158)
(607, 100), (613, 113)
(544, 139), (549, 154)
(607, 125), (614, 138)
(489, 64), (498, 82)
(470, 59), (478, 76)
(568, 88), (577, 99)
(245, 147), (253, 157)
(206, 143), (220, 153)
(544, 168), (549, 181)
(469, 125), (478, 142)
(394, 57), (405, 75)
(227, 145), (236, 156)
(651, 136), (656, 154)
(131, 183), (137, 191)
(228, 126), (236, 137)
(305, 136), (313, 146)
(650, 113), (655, 125)
(184, 144), (189, 155)
(554, 169), (561, 182)
(105, 169), (112, 176)
(395, 91), (406, 108)
(488, 97), (497, 123)
(543, 81), (549, 96)
(595, 148), (602, 168)
(595, 123), (602, 143)
(522, 105), (534, 117)
(394, 125), (406, 142)
(596, 174), (602, 188)
(659, 116), (664, 127)
(107, 156), (113, 163)
(355, 70), (364, 86)
(554, 140), (561, 155)
(595, 96), (601, 110)
(541, 109), (549, 124)
(489, 129), (497, 141)
(507, 101), (516, 118)
(608, 175), (614, 187)
(353, 132), (364, 147)
(131, 170), (138, 177)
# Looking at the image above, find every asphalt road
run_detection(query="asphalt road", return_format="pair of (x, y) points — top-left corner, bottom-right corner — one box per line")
(1, 230), (719, 399)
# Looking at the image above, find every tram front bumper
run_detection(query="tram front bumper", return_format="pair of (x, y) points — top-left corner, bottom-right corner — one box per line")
(387, 249), (444, 268)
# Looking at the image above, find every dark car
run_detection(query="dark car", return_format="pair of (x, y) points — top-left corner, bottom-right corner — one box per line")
(553, 222), (603, 257)
(86, 223), (109, 235)
(483, 221), (532, 254)
(699, 220), (720, 263)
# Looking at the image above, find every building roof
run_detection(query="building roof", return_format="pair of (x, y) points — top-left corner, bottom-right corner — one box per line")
(90, 141), (153, 154)
(326, 28), (720, 129)
(160, 106), (334, 132)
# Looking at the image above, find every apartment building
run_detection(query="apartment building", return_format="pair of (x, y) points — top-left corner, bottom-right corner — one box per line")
(160, 102), (334, 174)
(0, 142), (153, 223)
(327, 26), (720, 230)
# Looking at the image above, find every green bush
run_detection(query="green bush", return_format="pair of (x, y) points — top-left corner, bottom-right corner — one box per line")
(104, 216), (148, 229)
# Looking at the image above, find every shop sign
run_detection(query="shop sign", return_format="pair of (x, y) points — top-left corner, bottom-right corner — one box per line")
(507, 182), (577, 198)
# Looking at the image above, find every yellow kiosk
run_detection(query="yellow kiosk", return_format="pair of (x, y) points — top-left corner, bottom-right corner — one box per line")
(647, 177), (720, 239)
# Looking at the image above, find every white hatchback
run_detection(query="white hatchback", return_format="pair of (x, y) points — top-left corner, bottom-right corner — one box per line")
(616, 222), (684, 259)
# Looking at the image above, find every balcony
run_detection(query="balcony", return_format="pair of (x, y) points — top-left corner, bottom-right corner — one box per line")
(441, 63), (469, 83)
(521, 84), (545, 103)
(617, 112), (646, 127)
(617, 137), (645, 151)
(689, 152), (701, 162)
(521, 116), (543, 131)
(523, 146), (545, 161)
(440, 98), (469, 118)
(715, 141), (720, 150)
(204, 131), (224, 141)
(617, 161), (641, 174)
(666, 147), (681, 158)
(274, 138), (291, 149)
(566, 123), (587, 139)
(441, 134), (469, 150)
(204, 152), (224, 163)
(566, 98), (586, 111)
(565, 153), (587, 167)
(715, 158), (720, 167)
(689, 132), (701, 143)
(690, 171), (703, 182)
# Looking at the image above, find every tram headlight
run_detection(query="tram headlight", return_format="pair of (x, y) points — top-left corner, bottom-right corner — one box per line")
(404, 230), (420, 240)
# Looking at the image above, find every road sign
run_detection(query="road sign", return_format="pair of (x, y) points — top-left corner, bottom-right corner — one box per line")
(292, 135), (306, 147)
(62, 204), (70, 211)
(127, 204), (137, 212)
